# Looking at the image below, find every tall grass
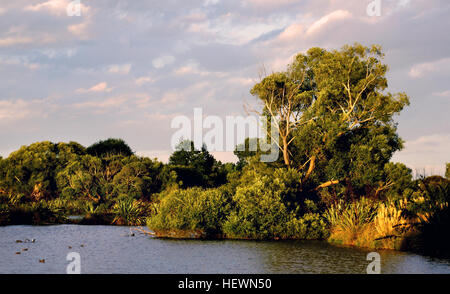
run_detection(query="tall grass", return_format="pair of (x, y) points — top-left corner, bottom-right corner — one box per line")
(112, 199), (148, 226)
(324, 198), (378, 245)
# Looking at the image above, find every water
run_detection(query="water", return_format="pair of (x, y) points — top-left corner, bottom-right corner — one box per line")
(1, 225), (449, 274)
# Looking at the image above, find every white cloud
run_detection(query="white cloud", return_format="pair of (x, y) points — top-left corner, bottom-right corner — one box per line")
(25, 0), (90, 16)
(277, 23), (304, 42)
(76, 82), (113, 93)
(187, 13), (290, 45)
(392, 134), (450, 176)
(108, 64), (132, 74)
(135, 76), (154, 85)
(152, 55), (176, 69)
(409, 57), (450, 78)
(246, 0), (298, 9)
(174, 61), (227, 77)
(74, 96), (128, 109)
(0, 99), (47, 122)
(68, 20), (91, 39)
(432, 90), (450, 97)
(204, 0), (220, 6)
(0, 56), (41, 70)
(306, 10), (352, 36)
(0, 36), (33, 47)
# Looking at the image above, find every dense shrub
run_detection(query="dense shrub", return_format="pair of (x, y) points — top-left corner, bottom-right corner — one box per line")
(112, 199), (150, 226)
(147, 187), (232, 237)
(383, 162), (414, 200)
(223, 168), (327, 240)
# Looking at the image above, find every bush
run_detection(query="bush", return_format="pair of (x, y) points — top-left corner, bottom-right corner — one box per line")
(286, 213), (329, 240)
(147, 187), (232, 237)
(383, 162), (413, 200)
(223, 168), (327, 240)
(324, 198), (378, 245)
(112, 199), (149, 226)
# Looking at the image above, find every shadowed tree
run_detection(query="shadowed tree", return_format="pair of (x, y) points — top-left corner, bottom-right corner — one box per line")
(86, 138), (133, 157)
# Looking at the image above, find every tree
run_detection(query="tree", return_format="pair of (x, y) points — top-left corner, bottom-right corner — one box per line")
(112, 157), (163, 200)
(250, 44), (409, 198)
(446, 163), (450, 180)
(56, 155), (104, 202)
(383, 162), (413, 199)
(0, 141), (86, 201)
(168, 140), (227, 188)
(86, 138), (133, 157)
(249, 61), (314, 167)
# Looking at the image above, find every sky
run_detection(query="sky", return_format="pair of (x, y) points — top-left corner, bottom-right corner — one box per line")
(0, 0), (449, 175)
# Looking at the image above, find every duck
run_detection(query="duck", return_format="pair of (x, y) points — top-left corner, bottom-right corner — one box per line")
(39, 259), (45, 263)
(15, 240), (23, 243)
(68, 246), (72, 249)
(15, 252), (21, 255)
(22, 248), (28, 252)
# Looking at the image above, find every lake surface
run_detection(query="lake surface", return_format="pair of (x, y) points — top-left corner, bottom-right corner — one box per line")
(1, 225), (449, 274)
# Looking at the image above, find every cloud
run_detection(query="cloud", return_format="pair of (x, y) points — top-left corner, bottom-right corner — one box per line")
(409, 57), (450, 78)
(67, 20), (91, 38)
(73, 96), (128, 110)
(277, 23), (304, 42)
(0, 99), (47, 122)
(392, 134), (450, 176)
(135, 76), (154, 85)
(432, 90), (450, 97)
(0, 36), (34, 47)
(0, 0), (449, 167)
(25, 0), (90, 16)
(108, 64), (132, 74)
(246, 0), (298, 9)
(76, 82), (113, 93)
(152, 55), (176, 69)
(174, 61), (227, 77)
(306, 10), (352, 36)
(0, 56), (41, 70)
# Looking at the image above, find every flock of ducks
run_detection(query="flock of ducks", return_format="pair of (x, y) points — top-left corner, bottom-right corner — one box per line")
(14, 239), (85, 263)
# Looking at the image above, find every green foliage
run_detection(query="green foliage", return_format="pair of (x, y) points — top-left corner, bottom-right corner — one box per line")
(147, 187), (232, 236)
(446, 163), (450, 180)
(286, 213), (329, 240)
(0, 142), (87, 201)
(383, 162), (413, 200)
(56, 155), (104, 202)
(223, 167), (326, 240)
(251, 43), (409, 200)
(403, 176), (450, 219)
(86, 138), (133, 157)
(112, 158), (163, 200)
(168, 140), (228, 188)
(112, 199), (149, 226)
(324, 198), (378, 236)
